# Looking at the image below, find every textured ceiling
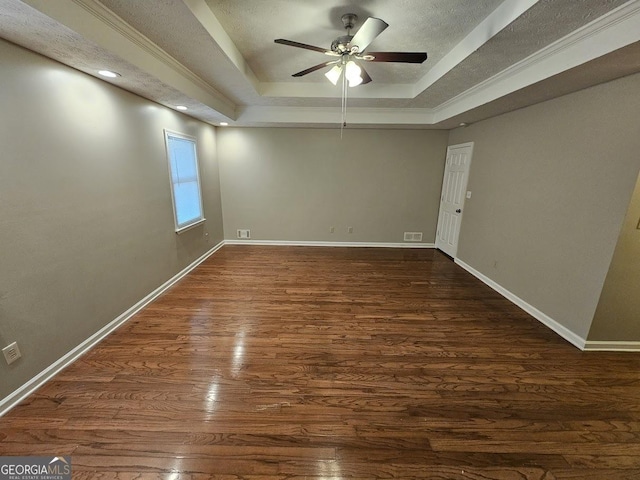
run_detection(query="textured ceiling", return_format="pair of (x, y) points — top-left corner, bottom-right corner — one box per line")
(204, 0), (505, 83)
(413, 0), (631, 108)
(1, 0), (639, 128)
(433, 39), (640, 129)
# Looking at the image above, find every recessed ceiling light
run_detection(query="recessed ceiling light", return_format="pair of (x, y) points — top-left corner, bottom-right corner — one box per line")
(176, 105), (188, 111)
(220, 122), (228, 126)
(98, 70), (121, 78)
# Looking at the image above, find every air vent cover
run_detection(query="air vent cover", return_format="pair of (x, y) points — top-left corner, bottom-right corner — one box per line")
(404, 232), (423, 242)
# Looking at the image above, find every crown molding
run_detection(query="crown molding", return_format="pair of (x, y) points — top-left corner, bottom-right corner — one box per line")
(20, 0), (640, 128)
(258, 82), (415, 99)
(412, 0), (539, 97)
(236, 105), (435, 127)
(71, 0), (236, 116)
(181, 0), (261, 93)
(22, 0), (237, 119)
(433, 0), (640, 122)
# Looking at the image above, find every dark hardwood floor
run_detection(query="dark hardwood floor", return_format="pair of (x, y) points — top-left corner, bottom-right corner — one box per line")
(1, 246), (640, 479)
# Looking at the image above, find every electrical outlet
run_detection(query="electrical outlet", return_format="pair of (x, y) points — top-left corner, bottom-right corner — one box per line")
(3, 342), (21, 365)
(236, 229), (251, 239)
(348, 226), (353, 234)
(330, 226), (335, 233)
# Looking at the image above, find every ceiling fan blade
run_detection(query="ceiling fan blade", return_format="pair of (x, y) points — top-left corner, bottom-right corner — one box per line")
(366, 52), (428, 63)
(292, 60), (339, 77)
(274, 39), (335, 55)
(349, 17), (388, 52)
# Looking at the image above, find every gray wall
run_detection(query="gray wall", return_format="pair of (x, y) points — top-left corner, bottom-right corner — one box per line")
(0, 39), (224, 403)
(218, 128), (449, 243)
(449, 73), (640, 340)
(3, 31), (639, 409)
(589, 172), (640, 341)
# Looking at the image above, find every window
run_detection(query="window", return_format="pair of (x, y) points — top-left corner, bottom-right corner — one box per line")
(164, 130), (205, 232)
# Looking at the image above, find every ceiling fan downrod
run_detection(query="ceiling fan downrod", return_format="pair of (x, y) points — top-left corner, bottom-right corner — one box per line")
(341, 13), (357, 31)
(332, 13), (358, 53)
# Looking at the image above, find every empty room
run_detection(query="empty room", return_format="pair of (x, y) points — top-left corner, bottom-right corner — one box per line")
(1, 0), (640, 478)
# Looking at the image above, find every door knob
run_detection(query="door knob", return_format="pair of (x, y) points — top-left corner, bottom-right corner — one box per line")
(456, 209), (462, 213)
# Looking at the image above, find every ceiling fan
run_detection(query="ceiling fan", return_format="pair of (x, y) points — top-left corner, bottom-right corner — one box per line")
(275, 13), (428, 87)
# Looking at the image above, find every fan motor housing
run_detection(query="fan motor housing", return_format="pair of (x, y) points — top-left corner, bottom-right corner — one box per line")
(331, 35), (354, 53)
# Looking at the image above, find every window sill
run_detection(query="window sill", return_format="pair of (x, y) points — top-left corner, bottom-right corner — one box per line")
(175, 218), (206, 234)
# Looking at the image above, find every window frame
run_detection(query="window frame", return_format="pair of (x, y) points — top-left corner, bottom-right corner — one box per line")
(163, 129), (206, 233)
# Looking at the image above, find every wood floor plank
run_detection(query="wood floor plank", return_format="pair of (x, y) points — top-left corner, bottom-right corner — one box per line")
(1, 246), (639, 478)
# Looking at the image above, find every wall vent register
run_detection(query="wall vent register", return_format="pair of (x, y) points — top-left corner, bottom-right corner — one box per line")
(404, 232), (423, 242)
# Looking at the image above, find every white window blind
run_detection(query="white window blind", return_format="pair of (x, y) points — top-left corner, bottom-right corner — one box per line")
(164, 130), (205, 232)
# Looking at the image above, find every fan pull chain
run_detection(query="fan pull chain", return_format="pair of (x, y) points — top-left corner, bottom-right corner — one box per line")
(343, 19), (352, 137)
(341, 68), (348, 138)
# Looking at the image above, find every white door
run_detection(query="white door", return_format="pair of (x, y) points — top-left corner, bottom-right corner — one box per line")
(436, 143), (474, 258)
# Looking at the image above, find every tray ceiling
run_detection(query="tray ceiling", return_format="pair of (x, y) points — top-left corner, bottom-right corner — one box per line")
(1, 0), (639, 128)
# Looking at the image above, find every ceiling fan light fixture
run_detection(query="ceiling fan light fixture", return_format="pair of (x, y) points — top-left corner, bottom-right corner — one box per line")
(325, 65), (343, 85)
(347, 75), (363, 87)
(345, 60), (363, 87)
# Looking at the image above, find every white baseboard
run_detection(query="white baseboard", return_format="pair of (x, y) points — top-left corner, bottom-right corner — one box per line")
(224, 239), (436, 248)
(583, 341), (640, 352)
(454, 258), (587, 351)
(11, 241), (635, 416)
(0, 240), (225, 418)
(0, 238), (432, 416)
